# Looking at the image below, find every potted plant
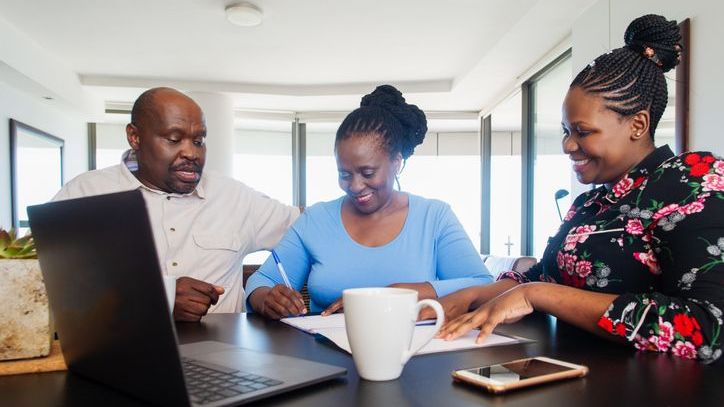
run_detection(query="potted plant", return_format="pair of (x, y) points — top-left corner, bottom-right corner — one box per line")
(0, 228), (51, 360)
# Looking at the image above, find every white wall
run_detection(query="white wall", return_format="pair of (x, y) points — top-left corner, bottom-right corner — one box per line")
(572, 0), (724, 152)
(0, 83), (88, 228)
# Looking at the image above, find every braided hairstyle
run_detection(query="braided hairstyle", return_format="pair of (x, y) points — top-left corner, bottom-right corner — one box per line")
(336, 84), (427, 161)
(571, 14), (682, 139)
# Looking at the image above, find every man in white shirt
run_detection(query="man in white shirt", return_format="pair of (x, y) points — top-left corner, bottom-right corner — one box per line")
(53, 87), (299, 321)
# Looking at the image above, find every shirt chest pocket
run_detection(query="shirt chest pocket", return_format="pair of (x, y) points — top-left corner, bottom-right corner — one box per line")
(192, 233), (243, 252)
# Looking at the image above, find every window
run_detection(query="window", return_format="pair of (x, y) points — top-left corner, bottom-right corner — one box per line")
(95, 123), (128, 169)
(233, 129), (293, 205)
(10, 120), (64, 232)
(404, 132), (481, 252)
(305, 123), (342, 206)
(487, 92), (523, 256)
(234, 127), (293, 265)
(527, 51), (582, 258)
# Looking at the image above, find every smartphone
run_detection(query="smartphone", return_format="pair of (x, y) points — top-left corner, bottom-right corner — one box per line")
(452, 356), (588, 394)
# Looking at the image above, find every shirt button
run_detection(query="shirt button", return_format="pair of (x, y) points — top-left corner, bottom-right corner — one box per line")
(170, 227), (176, 232)
(172, 262), (178, 267)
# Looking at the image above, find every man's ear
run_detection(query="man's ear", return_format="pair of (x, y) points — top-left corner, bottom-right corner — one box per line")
(630, 110), (650, 141)
(126, 123), (141, 150)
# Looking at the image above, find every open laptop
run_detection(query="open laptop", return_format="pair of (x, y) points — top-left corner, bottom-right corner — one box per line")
(27, 190), (346, 406)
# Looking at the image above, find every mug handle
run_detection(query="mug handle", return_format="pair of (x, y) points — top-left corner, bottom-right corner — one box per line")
(401, 299), (444, 363)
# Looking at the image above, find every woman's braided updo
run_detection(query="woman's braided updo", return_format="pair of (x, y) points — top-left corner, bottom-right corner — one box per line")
(336, 84), (427, 160)
(570, 14), (682, 139)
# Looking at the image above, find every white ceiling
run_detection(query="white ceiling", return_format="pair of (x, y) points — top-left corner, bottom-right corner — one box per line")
(0, 0), (596, 129)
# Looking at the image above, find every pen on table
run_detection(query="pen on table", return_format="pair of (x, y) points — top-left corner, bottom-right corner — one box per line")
(271, 249), (292, 288)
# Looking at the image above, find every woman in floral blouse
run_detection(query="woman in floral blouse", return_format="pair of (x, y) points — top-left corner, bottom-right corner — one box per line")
(429, 14), (723, 363)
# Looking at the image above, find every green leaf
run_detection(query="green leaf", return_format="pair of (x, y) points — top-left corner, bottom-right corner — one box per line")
(658, 305), (667, 315)
(687, 182), (700, 188)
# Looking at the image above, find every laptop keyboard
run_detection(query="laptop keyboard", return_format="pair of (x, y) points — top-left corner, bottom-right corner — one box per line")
(182, 357), (284, 405)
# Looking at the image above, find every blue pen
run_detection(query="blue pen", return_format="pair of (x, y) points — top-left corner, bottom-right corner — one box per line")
(271, 250), (292, 289)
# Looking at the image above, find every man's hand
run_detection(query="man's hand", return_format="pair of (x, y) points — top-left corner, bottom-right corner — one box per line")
(173, 277), (225, 322)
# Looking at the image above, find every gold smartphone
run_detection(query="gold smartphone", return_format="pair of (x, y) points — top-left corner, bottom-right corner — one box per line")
(452, 356), (588, 394)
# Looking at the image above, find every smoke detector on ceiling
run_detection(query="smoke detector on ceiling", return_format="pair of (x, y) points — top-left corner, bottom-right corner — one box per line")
(225, 2), (263, 27)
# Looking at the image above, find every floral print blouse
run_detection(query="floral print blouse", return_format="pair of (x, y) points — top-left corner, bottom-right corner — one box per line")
(500, 146), (723, 363)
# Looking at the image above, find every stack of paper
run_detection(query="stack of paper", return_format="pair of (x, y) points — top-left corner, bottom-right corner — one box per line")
(281, 314), (529, 355)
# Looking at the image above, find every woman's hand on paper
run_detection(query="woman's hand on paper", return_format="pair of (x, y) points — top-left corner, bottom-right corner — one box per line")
(259, 284), (307, 319)
(321, 298), (343, 316)
(437, 285), (533, 343)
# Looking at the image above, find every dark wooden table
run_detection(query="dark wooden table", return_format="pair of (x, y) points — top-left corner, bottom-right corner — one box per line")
(1, 312), (722, 406)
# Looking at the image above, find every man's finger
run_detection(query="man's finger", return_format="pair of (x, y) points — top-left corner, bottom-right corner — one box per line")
(190, 283), (220, 304)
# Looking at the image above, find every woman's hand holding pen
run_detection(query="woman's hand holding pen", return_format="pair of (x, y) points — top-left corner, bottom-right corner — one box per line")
(253, 285), (307, 320)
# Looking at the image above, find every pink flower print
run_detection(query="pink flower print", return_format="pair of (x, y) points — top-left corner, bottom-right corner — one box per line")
(575, 260), (593, 278)
(714, 160), (724, 175)
(635, 335), (652, 351)
(564, 225), (597, 251)
(672, 341), (697, 359)
(679, 198), (705, 215)
(563, 205), (577, 221)
(564, 254), (577, 275)
(625, 219), (644, 235)
(634, 250), (661, 275)
(653, 203), (680, 221)
(556, 251), (565, 269)
(648, 336), (670, 352)
(702, 173), (724, 192)
(612, 175), (634, 197)
(658, 320), (675, 348)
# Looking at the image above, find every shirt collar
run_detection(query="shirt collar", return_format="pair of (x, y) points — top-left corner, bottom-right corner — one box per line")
(631, 144), (675, 175)
(601, 144), (675, 203)
(118, 149), (206, 199)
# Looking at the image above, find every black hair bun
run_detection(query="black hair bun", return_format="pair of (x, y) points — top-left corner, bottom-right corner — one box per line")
(361, 85), (427, 158)
(624, 14), (681, 72)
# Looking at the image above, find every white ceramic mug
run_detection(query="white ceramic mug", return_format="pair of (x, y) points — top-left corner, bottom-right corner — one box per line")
(162, 275), (178, 314)
(343, 287), (444, 381)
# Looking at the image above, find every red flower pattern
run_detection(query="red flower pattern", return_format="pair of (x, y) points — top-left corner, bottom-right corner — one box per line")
(690, 162), (710, 177)
(684, 153), (701, 165)
(673, 313), (695, 337)
(597, 317), (614, 333)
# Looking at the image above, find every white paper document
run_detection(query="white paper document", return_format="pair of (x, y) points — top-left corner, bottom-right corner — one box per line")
(281, 314), (529, 355)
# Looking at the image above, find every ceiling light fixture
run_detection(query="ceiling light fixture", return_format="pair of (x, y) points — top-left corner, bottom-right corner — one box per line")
(225, 2), (263, 27)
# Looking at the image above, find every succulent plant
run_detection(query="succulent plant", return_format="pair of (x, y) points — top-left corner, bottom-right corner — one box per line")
(0, 228), (37, 259)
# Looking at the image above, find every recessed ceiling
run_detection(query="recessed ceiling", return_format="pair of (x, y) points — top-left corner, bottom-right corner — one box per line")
(0, 0), (595, 120)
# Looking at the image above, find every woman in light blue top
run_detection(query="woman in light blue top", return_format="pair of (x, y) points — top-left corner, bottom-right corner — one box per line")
(245, 85), (493, 318)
